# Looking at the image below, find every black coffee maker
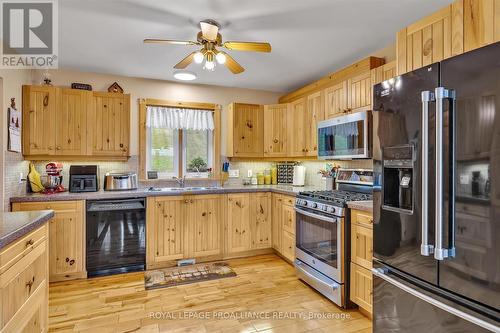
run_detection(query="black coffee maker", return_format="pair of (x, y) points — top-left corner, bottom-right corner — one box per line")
(69, 165), (98, 192)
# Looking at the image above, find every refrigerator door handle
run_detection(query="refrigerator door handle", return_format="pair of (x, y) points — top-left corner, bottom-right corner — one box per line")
(372, 268), (500, 332)
(420, 91), (435, 256)
(434, 87), (456, 260)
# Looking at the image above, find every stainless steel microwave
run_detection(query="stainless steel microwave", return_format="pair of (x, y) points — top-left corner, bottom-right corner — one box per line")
(317, 111), (372, 159)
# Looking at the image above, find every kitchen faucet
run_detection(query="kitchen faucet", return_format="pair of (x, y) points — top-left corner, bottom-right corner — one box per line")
(173, 176), (186, 188)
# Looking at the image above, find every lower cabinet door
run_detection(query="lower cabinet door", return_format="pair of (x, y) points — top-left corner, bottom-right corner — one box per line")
(250, 193), (271, 249)
(282, 230), (295, 262)
(350, 262), (373, 314)
(146, 197), (185, 268)
(226, 194), (252, 253)
(272, 194), (282, 252)
(351, 223), (373, 270)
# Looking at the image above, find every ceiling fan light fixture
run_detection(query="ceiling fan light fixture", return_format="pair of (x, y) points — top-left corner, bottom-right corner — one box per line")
(204, 60), (215, 71)
(215, 52), (226, 64)
(193, 51), (204, 64)
(173, 70), (197, 81)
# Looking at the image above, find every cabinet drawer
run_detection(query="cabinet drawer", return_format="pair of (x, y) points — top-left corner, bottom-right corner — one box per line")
(13, 201), (79, 212)
(0, 241), (47, 328)
(455, 202), (489, 218)
(0, 225), (47, 274)
(350, 262), (373, 314)
(282, 195), (295, 207)
(351, 223), (373, 270)
(351, 209), (373, 228)
(456, 213), (491, 247)
(282, 230), (295, 262)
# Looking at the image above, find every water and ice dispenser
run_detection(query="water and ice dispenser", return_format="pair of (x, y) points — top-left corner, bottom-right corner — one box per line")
(382, 145), (415, 213)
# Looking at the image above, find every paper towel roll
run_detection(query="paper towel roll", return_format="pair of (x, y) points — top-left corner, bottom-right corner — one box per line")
(293, 165), (306, 186)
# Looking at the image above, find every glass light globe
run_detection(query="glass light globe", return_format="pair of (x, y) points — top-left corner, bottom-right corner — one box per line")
(193, 51), (204, 64)
(216, 52), (226, 64)
(205, 60), (215, 70)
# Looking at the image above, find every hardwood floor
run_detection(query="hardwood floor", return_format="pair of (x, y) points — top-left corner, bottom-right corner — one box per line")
(48, 254), (372, 333)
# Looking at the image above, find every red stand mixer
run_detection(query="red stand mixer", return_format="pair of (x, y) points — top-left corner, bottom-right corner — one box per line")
(42, 162), (66, 194)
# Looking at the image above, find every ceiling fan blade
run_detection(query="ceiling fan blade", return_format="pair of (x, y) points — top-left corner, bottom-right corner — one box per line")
(200, 21), (219, 41)
(223, 41), (271, 52)
(144, 38), (199, 46)
(219, 52), (244, 74)
(174, 52), (196, 69)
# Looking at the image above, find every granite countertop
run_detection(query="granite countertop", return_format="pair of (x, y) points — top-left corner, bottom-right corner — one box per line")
(0, 210), (54, 250)
(10, 185), (322, 203)
(347, 200), (373, 213)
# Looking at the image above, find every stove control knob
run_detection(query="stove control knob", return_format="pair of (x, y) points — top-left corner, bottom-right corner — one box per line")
(322, 205), (328, 211)
(327, 206), (336, 213)
(311, 203), (318, 208)
(303, 201), (308, 206)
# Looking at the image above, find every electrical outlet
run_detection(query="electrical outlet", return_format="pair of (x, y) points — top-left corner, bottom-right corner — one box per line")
(247, 169), (253, 178)
(229, 169), (240, 178)
(460, 174), (470, 185)
(19, 173), (24, 184)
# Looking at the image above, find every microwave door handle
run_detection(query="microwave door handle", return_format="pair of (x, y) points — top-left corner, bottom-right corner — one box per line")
(434, 87), (456, 261)
(421, 91), (435, 256)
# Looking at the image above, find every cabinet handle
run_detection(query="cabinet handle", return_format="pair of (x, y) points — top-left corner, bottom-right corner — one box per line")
(273, 138), (279, 143)
(190, 199), (194, 203)
(56, 146), (61, 150)
(120, 143), (124, 148)
(25, 239), (34, 247)
(184, 199), (189, 204)
(69, 259), (75, 266)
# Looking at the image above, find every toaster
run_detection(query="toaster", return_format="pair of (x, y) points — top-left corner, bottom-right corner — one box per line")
(103, 172), (138, 191)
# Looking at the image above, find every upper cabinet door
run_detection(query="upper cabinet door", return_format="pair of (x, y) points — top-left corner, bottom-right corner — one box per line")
(263, 104), (289, 157)
(89, 92), (130, 157)
(371, 61), (397, 85)
(227, 103), (264, 157)
(288, 98), (307, 156)
(464, 0), (500, 51)
(55, 89), (89, 156)
(347, 71), (372, 113)
(305, 91), (324, 156)
(22, 85), (57, 156)
(324, 81), (348, 119)
(396, 2), (464, 75)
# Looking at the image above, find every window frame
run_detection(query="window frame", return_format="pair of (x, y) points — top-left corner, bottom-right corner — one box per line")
(139, 99), (221, 181)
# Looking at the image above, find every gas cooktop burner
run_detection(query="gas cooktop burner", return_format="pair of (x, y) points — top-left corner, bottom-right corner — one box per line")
(298, 190), (372, 204)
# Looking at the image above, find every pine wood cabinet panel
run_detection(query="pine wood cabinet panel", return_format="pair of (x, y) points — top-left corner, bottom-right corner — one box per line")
(397, 2), (464, 75)
(282, 203), (296, 235)
(250, 193), (271, 249)
(351, 209), (374, 228)
(305, 91), (324, 156)
(226, 194), (252, 253)
(22, 85), (56, 155)
(282, 231), (295, 262)
(271, 194), (282, 252)
(56, 88), (89, 155)
(147, 197), (185, 267)
(464, 0), (500, 51)
(289, 98), (307, 156)
(324, 81), (348, 118)
(351, 224), (373, 270)
(226, 103), (264, 157)
(371, 61), (397, 85)
(11, 201), (85, 282)
(350, 263), (373, 314)
(89, 92), (130, 157)
(263, 104), (289, 157)
(347, 72), (372, 113)
(185, 195), (222, 257)
(0, 225), (48, 333)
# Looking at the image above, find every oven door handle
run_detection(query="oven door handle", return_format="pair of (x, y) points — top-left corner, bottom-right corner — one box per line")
(295, 208), (338, 223)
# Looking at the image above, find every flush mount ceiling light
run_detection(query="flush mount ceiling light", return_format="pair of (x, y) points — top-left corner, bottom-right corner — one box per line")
(144, 19), (271, 74)
(173, 70), (197, 81)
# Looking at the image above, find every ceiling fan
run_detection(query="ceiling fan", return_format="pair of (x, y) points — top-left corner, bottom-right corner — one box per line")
(144, 19), (271, 74)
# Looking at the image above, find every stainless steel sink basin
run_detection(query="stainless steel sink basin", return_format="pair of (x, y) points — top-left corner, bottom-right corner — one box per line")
(146, 186), (221, 192)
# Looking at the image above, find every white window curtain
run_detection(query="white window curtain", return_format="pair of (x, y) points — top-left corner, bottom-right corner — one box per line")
(146, 106), (215, 131)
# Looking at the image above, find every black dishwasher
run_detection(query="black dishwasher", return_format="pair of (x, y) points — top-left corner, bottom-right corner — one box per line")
(86, 198), (146, 277)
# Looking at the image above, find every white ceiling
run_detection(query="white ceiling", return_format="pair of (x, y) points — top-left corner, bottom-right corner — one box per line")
(59, 0), (453, 92)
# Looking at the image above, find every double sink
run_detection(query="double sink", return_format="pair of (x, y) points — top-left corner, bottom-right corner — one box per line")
(146, 186), (221, 192)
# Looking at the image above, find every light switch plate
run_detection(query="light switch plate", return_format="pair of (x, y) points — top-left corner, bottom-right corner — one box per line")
(229, 169), (240, 178)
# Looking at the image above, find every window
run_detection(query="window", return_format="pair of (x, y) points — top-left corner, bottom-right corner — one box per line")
(143, 104), (217, 179)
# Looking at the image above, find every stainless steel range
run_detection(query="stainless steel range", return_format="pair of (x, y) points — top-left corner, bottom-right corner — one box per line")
(294, 169), (373, 308)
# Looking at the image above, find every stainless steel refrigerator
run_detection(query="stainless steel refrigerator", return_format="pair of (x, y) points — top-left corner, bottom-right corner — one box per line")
(372, 41), (500, 332)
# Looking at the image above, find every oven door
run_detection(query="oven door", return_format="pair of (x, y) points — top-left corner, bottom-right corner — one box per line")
(317, 111), (371, 159)
(295, 207), (342, 283)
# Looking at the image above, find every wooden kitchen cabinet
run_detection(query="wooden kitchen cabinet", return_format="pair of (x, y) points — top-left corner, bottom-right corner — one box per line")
(146, 196), (185, 269)
(282, 203), (296, 235)
(288, 98), (307, 156)
(324, 81), (348, 119)
(281, 230), (296, 263)
(271, 194), (283, 252)
(305, 91), (324, 156)
(12, 201), (86, 282)
(226, 103), (264, 157)
(0, 224), (48, 332)
(89, 92), (130, 158)
(263, 104), (289, 157)
(350, 208), (373, 316)
(371, 60), (397, 85)
(185, 195), (223, 258)
(226, 194), (252, 253)
(270, 194), (296, 263)
(22, 85), (57, 156)
(250, 193), (272, 249)
(464, 0), (500, 52)
(396, 1), (464, 75)
(347, 71), (372, 114)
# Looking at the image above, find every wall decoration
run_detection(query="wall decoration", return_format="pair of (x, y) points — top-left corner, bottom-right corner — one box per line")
(108, 82), (123, 93)
(71, 83), (92, 91)
(7, 98), (21, 153)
